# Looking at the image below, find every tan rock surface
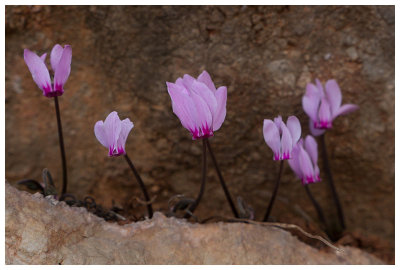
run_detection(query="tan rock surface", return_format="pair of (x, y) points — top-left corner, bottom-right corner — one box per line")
(5, 182), (383, 265)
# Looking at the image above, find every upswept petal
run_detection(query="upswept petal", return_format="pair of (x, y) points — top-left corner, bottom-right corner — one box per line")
(197, 70), (216, 92)
(117, 118), (134, 152)
(213, 86), (227, 132)
(298, 147), (315, 184)
(304, 135), (318, 165)
(263, 119), (281, 160)
(53, 45), (72, 92)
(191, 91), (213, 135)
(103, 111), (122, 151)
(318, 98), (332, 128)
(94, 121), (108, 148)
(309, 119), (326, 137)
(40, 53), (47, 62)
(182, 74), (196, 90)
(273, 115), (283, 132)
(288, 143), (302, 179)
(325, 79), (342, 115)
(280, 123), (293, 160)
(302, 83), (320, 124)
(315, 79), (324, 97)
(190, 80), (218, 116)
(167, 82), (198, 132)
(333, 104), (359, 119)
(24, 49), (52, 94)
(50, 44), (64, 72)
(286, 116), (301, 144)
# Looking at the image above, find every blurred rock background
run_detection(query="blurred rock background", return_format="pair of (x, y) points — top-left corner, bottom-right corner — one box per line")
(5, 5), (394, 262)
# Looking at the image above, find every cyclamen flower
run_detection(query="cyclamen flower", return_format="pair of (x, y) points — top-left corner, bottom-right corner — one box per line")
(288, 135), (321, 185)
(166, 71), (227, 140)
(263, 115), (301, 160)
(94, 111), (134, 157)
(24, 44), (72, 97)
(302, 79), (358, 136)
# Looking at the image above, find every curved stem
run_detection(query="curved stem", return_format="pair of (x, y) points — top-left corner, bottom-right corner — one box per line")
(263, 160), (284, 222)
(320, 134), (346, 230)
(206, 139), (239, 218)
(184, 138), (207, 219)
(304, 185), (328, 230)
(124, 154), (153, 218)
(54, 96), (68, 195)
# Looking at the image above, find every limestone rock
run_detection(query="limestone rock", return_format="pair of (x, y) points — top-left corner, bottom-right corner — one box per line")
(5, 182), (382, 264)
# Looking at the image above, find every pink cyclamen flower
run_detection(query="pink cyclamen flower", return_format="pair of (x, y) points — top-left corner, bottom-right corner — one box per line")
(94, 111), (134, 157)
(166, 70), (227, 140)
(302, 79), (359, 136)
(288, 135), (321, 185)
(24, 44), (72, 97)
(263, 115), (301, 160)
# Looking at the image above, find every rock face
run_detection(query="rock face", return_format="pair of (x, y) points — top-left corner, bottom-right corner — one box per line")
(5, 182), (383, 265)
(5, 5), (394, 260)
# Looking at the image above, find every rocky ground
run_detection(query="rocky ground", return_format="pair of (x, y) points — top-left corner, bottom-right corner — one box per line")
(5, 6), (394, 263)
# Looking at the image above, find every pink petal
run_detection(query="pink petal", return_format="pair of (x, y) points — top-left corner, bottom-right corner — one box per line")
(53, 45), (72, 92)
(280, 123), (293, 160)
(315, 79), (324, 97)
(94, 120), (108, 148)
(213, 86), (227, 132)
(191, 80), (218, 118)
(302, 83), (321, 124)
(288, 143), (302, 179)
(309, 119), (326, 137)
(263, 119), (281, 160)
(333, 104), (359, 119)
(50, 44), (64, 72)
(191, 91), (213, 138)
(286, 116), (301, 144)
(318, 98), (332, 128)
(103, 111), (122, 154)
(117, 118), (134, 154)
(298, 146), (315, 184)
(40, 53), (47, 62)
(273, 115), (283, 132)
(167, 82), (198, 133)
(181, 74), (196, 90)
(325, 79), (342, 116)
(197, 70), (216, 92)
(304, 135), (318, 165)
(23, 49), (52, 95)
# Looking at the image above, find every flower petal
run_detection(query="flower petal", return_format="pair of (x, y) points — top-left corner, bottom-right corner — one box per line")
(333, 104), (359, 119)
(318, 98), (332, 128)
(288, 142), (302, 179)
(182, 74), (196, 90)
(273, 115), (283, 132)
(40, 53), (47, 62)
(103, 111), (122, 153)
(315, 79), (324, 97)
(280, 123), (293, 159)
(263, 119), (281, 160)
(117, 118), (134, 154)
(197, 70), (216, 92)
(298, 146), (315, 184)
(213, 86), (227, 132)
(53, 45), (72, 92)
(190, 80), (218, 118)
(94, 120), (108, 148)
(167, 82), (198, 134)
(50, 44), (64, 72)
(309, 119), (326, 137)
(325, 79), (342, 116)
(302, 83), (321, 124)
(191, 91), (213, 137)
(286, 116), (301, 144)
(304, 135), (318, 165)
(23, 49), (52, 95)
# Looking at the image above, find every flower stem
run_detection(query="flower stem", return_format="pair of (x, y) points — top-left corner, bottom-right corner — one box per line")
(124, 154), (153, 218)
(184, 138), (207, 219)
(320, 134), (346, 230)
(304, 185), (328, 230)
(53, 96), (68, 195)
(263, 160), (284, 222)
(205, 139), (239, 218)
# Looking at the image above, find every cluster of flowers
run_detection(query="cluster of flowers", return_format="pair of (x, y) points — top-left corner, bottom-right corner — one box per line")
(24, 44), (358, 222)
